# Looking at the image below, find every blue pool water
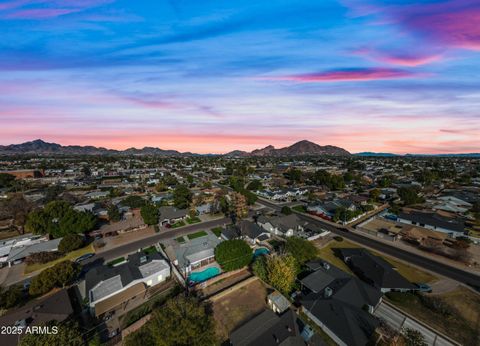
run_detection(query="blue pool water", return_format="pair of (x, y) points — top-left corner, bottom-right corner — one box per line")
(188, 267), (221, 283)
(253, 247), (270, 258)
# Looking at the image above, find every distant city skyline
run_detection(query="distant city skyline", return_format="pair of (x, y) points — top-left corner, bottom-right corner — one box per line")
(1, 0), (479, 154)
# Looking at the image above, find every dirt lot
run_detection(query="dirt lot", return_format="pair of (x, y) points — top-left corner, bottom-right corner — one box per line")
(212, 279), (268, 342)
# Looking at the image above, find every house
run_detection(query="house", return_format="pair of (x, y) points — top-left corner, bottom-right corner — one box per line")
(433, 195), (473, 214)
(397, 210), (466, 237)
(222, 220), (270, 244)
(299, 260), (382, 346)
(85, 252), (170, 318)
(257, 214), (305, 237)
(158, 206), (188, 225)
(0, 289), (73, 346)
(307, 200), (356, 220)
(85, 190), (110, 200)
(195, 203), (212, 215)
(165, 232), (222, 276)
(338, 248), (415, 293)
(229, 309), (305, 346)
(2, 237), (62, 267)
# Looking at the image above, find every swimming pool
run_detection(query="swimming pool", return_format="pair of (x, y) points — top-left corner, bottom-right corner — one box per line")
(253, 247), (270, 258)
(188, 267), (221, 283)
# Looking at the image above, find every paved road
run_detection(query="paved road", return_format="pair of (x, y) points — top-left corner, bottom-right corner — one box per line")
(256, 198), (480, 291)
(86, 217), (230, 264)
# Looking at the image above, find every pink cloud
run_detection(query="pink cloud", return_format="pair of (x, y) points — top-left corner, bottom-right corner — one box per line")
(354, 48), (443, 67)
(260, 68), (418, 83)
(5, 8), (79, 19)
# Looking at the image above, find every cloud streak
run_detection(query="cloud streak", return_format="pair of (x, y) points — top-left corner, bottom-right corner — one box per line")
(259, 68), (419, 83)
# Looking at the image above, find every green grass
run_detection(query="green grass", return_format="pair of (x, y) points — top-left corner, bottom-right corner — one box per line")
(186, 216), (201, 224)
(24, 244), (95, 274)
(176, 236), (186, 243)
(292, 205), (307, 213)
(143, 246), (157, 255)
(171, 220), (186, 228)
(187, 230), (207, 240)
(107, 256), (126, 266)
(211, 227), (223, 237)
(316, 239), (437, 283)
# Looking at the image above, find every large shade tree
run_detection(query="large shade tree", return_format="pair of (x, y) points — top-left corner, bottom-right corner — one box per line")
(215, 239), (253, 271)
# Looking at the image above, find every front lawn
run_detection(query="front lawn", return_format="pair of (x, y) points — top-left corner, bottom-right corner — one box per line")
(143, 246), (157, 255)
(171, 220), (186, 228)
(24, 244), (95, 274)
(211, 227), (223, 237)
(107, 256), (126, 266)
(292, 205), (307, 213)
(187, 230), (207, 240)
(316, 239), (436, 283)
(186, 216), (201, 224)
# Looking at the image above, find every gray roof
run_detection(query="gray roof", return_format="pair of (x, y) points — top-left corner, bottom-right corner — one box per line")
(230, 309), (304, 346)
(299, 260), (381, 346)
(159, 206), (187, 220)
(6, 237), (62, 262)
(398, 210), (465, 234)
(338, 248), (415, 290)
(167, 232), (221, 268)
(86, 252), (169, 303)
(238, 220), (265, 239)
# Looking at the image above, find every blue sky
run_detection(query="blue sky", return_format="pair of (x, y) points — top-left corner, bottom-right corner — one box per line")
(0, 0), (479, 153)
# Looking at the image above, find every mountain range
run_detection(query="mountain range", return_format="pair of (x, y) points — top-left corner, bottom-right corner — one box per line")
(0, 139), (350, 157)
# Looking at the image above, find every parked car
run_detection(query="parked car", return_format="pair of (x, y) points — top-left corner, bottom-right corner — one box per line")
(414, 283), (432, 293)
(75, 253), (95, 263)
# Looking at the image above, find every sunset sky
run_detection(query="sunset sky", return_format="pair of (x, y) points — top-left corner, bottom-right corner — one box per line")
(0, 0), (479, 154)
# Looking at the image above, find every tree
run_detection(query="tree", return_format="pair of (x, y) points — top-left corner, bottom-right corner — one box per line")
(266, 255), (297, 295)
(215, 239), (253, 271)
(173, 184), (192, 209)
(122, 195), (147, 208)
(107, 204), (121, 222)
(403, 328), (427, 346)
(285, 237), (317, 267)
(247, 179), (263, 191)
(369, 188), (380, 202)
(284, 168), (302, 183)
(25, 201), (96, 239)
(0, 285), (24, 309)
(0, 173), (15, 188)
(149, 296), (216, 346)
(398, 187), (424, 206)
(141, 204), (159, 225)
(58, 234), (84, 253)
(154, 182), (167, 192)
(281, 206), (292, 215)
(252, 256), (268, 282)
(2, 193), (32, 234)
(29, 261), (80, 296)
(19, 321), (83, 346)
(231, 192), (248, 219)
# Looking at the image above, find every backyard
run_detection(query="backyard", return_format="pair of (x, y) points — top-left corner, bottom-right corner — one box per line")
(316, 238), (437, 283)
(212, 279), (268, 342)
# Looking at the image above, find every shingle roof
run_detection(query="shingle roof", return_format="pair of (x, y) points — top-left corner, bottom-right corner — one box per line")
(398, 210), (465, 234)
(338, 248), (415, 290)
(230, 309), (303, 346)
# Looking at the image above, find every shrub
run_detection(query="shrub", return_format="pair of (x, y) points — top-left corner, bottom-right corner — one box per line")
(215, 239), (253, 271)
(333, 236), (343, 242)
(281, 206), (292, 215)
(25, 251), (62, 265)
(58, 234), (84, 253)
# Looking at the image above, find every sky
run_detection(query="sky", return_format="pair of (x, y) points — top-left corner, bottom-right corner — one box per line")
(0, 0), (479, 154)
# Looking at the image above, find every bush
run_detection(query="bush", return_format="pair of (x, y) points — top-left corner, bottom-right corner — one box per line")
(333, 236), (343, 242)
(215, 239), (253, 271)
(25, 251), (63, 265)
(0, 285), (24, 309)
(29, 261), (80, 296)
(281, 206), (292, 215)
(58, 234), (84, 253)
